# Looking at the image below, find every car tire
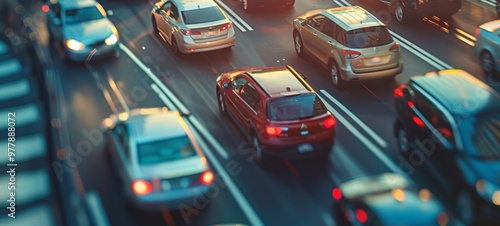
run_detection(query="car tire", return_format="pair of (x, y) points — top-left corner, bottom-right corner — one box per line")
(152, 16), (158, 33)
(396, 125), (412, 156)
(456, 189), (479, 225)
(251, 133), (268, 166)
(293, 31), (304, 57)
(170, 36), (182, 56)
(394, 3), (409, 24)
(329, 60), (344, 88)
(480, 50), (495, 75)
(217, 88), (227, 116)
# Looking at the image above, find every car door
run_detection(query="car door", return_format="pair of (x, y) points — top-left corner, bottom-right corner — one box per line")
(111, 123), (131, 182)
(315, 18), (343, 66)
(238, 82), (261, 133)
(47, 2), (63, 41)
(157, 2), (175, 42)
(301, 14), (326, 60)
(225, 76), (250, 129)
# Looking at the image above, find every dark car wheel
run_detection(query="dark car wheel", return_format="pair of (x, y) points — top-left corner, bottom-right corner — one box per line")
(217, 89), (227, 116)
(251, 133), (267, 165)
(394, 3), (408, 24)
(396, 126), (412, 156)
(456, 189), (478, 225)
(170, 36), (181, 56)
(329, 60), (344, 88)
(152, 16), (158, 33)
(480, 51), (495, 75)
(293, 31), (304, 56)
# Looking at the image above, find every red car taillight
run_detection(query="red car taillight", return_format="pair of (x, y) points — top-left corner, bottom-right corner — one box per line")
(200, 170), (214, 185)
(355, 208), (368, 223)
(220, 23), (232, 31)
(180, 29), (201, 35)
(132, 180), (152, 195)
(266, 126), (283, 136)
(412, 116), (425, 128)
(390, 43), (400, 52)
(332, 188), (342, 201)
(323, 116), (336, 129)
(342, 49), (361, 59)
(393, 84), (406, 98)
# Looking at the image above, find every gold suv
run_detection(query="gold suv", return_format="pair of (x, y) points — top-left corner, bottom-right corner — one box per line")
(292, 6), (403, 88)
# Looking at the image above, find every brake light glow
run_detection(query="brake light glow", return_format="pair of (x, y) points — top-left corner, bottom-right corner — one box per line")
(407, 101), (414, 108)
(474, 28), (480, 39)
(323, 117), (336, 129)
(42, 4), (49, 13)
(200, 171), (214, 185)
(393, 84), (406, 98)
(390, 43), (400, 52)
(355, 208), (368, 223)
(332, 188), (342, 200)
(437, 212), (449, 226)
(266, 126), (283, 136)
(132, 180), (152, 195)
(181, 29), (201, 35)
(342, 49), (361, 59)
(220, 23), (232, 31)
(412, 116), (425, 128)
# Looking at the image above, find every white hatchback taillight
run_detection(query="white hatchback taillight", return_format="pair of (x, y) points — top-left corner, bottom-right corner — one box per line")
(390, 43), (400, 52)
(220, 23), (232, 31)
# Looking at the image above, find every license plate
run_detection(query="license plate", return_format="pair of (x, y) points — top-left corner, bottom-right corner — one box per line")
(298, 143), (313, 153)
(206, 31), (216, 37)
(371, 56), (382, 63)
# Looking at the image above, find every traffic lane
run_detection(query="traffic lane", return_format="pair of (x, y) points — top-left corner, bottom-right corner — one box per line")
(52, 46), (249, 225)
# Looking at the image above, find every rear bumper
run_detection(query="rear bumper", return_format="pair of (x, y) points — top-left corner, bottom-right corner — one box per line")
(342, 60), (404, 81)
(129, 185), (211, 211)
(178, 32), (236, 54)
(261, 131), (335, 159)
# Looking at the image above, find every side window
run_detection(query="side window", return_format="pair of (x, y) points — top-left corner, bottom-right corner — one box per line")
(51, 3), (61, 19)
(115, 124), (130, 157)
(307, 15), (325, 30)
(241, 83), (260, 112)
(414, 92), (455, 144)
(161, 2), (172, 15)
(320, 18), (336, 39)
(231, 76), (248, 95)
(170, 4), (179, 20)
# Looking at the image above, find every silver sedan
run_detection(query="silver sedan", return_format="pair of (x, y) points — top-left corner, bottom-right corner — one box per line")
(101, 108), (214, 211)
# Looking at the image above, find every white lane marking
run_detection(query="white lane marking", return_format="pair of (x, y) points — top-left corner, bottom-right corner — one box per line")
(0, 134), (46, 164)
(322, 211), (336, 226)
(151, 83), (176, 110)
(185, 118), (264, 226)
(106, 73), (131, 113)
(320, 90), (388, 148)
(334, 0), (452, 70)
(0, 103), (40, 130)
(120, 43), (261, 224)
(0, 79), (30, 102)
(318, 95), (405, 175)
(189, 117), (230, 160)
(215, 0), (254, 31)
(480, 0), (496, 7)
(92, 72), (119, 114)
(85, 190), (111, 226)
(330, 142), (364, 177)
(226, 13), (247, 32)
(0, 169), (50, 205)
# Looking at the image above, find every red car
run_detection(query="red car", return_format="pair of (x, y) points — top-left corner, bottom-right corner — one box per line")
(215, 65), (335, 165)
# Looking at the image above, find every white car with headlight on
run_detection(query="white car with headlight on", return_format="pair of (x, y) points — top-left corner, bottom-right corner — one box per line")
(101, 108), (214, 210)
(45, 0), (119, 62)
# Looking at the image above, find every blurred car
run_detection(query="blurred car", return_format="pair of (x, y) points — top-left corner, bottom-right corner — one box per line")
(379, 0), (461, 24)
(239, 0), (294, 11)
(45, 0), (119, 62)
(393, 69), (500, 225)
(332, 173), (450, 226)
(215, 66), (336, 165)
(474, 20), (500, 76)
(497, 0), (500, 18)
(151, 0), (235, 55)
(292, 6), (403, 88)
(101, 108), (214, 210)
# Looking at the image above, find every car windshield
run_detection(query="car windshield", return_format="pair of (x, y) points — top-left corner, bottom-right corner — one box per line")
(181, 6), (225, 25)
(137, 135), (196, 165)
(267, 93), (328, 121)
(65, 6), (105, 24)
(460, 112), (500, 159)
(346, 26), (393, 48)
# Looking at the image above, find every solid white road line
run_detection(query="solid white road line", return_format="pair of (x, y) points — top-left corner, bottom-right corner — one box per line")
(330, 142), (364, 177)
(318, 95), (405, 176)
(225, 13), (247, 32)
(320, 90), (388, 148)
(0, 78), (30, 102)
(107, 74), (131, 113)
(151, 83), (176, 110)
(189, 117), (230, 160)
(185, 119), (264, 226)
(215, 0), (254, 31)
(86, 190), (111, 226)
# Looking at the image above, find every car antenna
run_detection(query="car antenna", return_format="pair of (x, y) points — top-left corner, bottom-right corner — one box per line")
(286, 87), (291, 92)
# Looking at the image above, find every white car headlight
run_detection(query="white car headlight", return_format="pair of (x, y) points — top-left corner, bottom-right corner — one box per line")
(65, 39), (85, 51)
(105, 34), (118, 46)
(476, 179), (500, 205)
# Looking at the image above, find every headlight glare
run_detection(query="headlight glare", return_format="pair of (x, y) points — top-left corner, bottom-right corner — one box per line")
(66, 39), (85, 51)
(105, 34), (118, 46)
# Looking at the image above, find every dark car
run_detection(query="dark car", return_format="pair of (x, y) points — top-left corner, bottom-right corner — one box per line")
(332, 173), (451, 226)
(393, 69), (500, 225)
(215, 66), (335, 165)
(379, 0), (461, 24)
(239, 0), (294, 11)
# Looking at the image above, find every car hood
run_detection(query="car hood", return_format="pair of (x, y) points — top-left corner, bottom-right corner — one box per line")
(295, 9), (325, 20)
(138, 156), (207, 179)
(458, 156), (500, 186)
(63, 19), (114, 43)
